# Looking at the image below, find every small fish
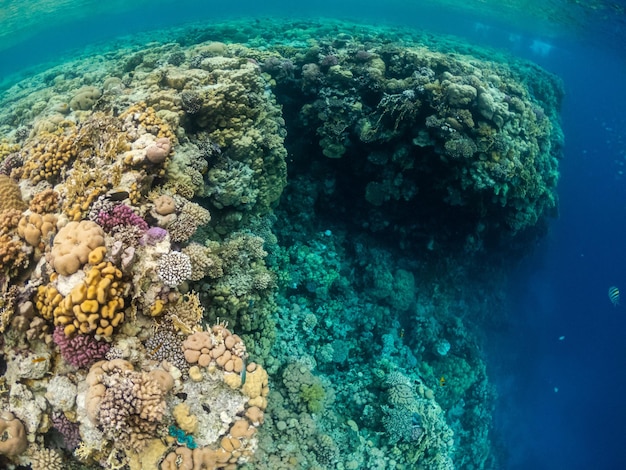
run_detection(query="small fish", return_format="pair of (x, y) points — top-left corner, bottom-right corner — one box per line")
(439, 376), (446, 387)
(240, 358), (247, 386)
(609, 286), (620, 306)
(31, 356), (47, 363)
(149, 343), (163, 357)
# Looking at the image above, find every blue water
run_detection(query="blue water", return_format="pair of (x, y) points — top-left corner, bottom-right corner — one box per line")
(3, 1), (626, 468)
(491, 43), (626, 469)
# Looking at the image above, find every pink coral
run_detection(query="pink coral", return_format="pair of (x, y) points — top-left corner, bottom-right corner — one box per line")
(96, 203), (149, 233)
(141, 226), (168, 246)
(146, 137), (171, 164)
(53, 326), (110, 368)
(51, 411), (81, 450)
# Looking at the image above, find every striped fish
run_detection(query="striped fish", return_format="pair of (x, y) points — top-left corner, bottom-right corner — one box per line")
(609, 286), (620, 306)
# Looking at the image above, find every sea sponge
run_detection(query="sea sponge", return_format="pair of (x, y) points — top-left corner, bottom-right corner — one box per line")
(51, 221), (105, 276)
(0, 411), (28, 457)
(0, 175), (26, 212)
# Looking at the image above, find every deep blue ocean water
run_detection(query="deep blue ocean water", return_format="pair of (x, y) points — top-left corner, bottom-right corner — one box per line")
(2, 1), (626, 468)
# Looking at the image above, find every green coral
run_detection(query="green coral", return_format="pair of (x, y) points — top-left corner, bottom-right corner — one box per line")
(299, 383), (326, 414)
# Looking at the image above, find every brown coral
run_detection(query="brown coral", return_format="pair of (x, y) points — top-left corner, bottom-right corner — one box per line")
(18, 130), (78, 184)
(27, 446), (64, 470)
(153, 194), (176, 215)
(166, 197), (211, 243)
(0, 233), (30, 278)
(17, 213), (57, 248)
(0, 411), (28, 457)
(29, 188), (60, 214)
(0, 176), (26, 212)
(50, 220), (105, 276)
(182, 324), (247, 373)
(85, 360), (170, 452)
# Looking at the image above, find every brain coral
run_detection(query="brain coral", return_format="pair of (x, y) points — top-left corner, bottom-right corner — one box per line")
(0, 175), (26, 212)
(50, 221), (105, 276)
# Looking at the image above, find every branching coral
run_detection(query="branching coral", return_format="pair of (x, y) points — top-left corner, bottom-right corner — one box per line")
(53, 326), (110, 367)
(85, 359), (172, 452)
(157, 251), (192, 287)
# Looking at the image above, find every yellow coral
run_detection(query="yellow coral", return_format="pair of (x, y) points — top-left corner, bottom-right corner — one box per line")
(36, 258), (125, 337)
(119, 103), (175, 142)
(18, 129), (78, 184)
(61, 161), (113, 221)
(172, 403), (198, 434)
(29, 189), (60, 214)
(0, 141), (19, 160)
(241, 363), (269, 410)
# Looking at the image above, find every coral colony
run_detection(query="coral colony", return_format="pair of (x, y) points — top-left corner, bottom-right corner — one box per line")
(0, 19), (561, 469)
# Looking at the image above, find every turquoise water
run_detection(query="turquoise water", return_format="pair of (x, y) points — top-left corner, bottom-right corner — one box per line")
(0, 1), (625, 470)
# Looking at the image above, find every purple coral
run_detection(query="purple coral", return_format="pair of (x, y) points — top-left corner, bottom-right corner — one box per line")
(96, 203), (149, 233)
(141, 226), (168, 246)
(51, 411), (81, 450)
(53, 326), (110, 368)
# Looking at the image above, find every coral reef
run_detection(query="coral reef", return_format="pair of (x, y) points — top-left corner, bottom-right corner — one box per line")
(0, 18), (563, 470)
